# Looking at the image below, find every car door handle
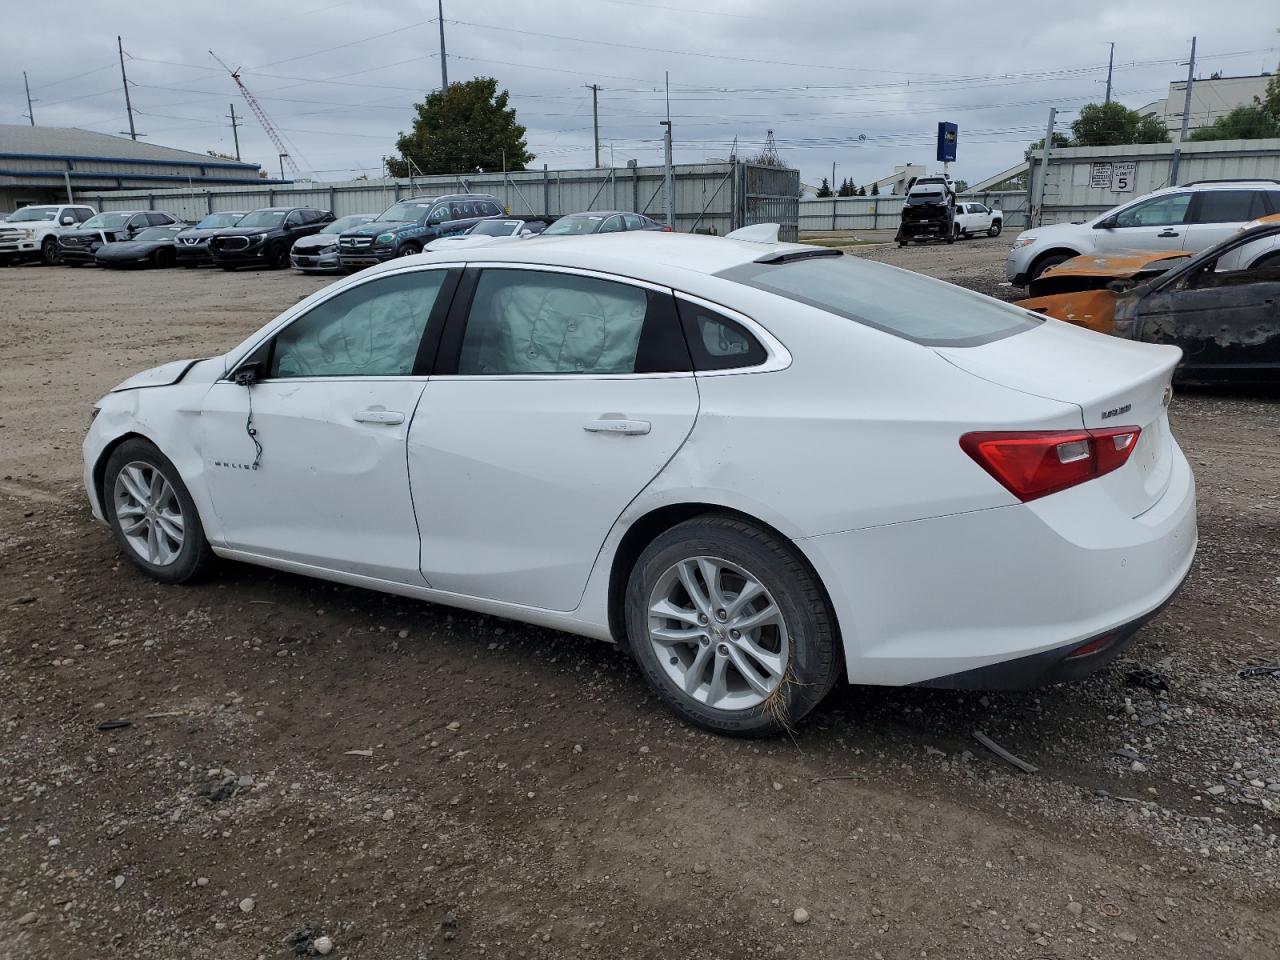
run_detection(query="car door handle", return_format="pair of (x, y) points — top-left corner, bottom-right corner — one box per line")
(1157, 230), (1180, 238)
(352, 408), (405, 425)
(584, 417), (651, 436)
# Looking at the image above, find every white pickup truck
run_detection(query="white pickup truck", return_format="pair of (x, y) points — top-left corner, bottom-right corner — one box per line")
(954, 201), (1003, 238)
(0, 203), (98, 265)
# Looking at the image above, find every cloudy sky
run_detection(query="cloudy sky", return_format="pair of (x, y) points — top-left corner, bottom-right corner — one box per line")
(3, 0), (1277, 189)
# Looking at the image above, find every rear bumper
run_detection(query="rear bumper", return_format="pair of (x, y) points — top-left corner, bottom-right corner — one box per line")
(798, 440), (1197, 688)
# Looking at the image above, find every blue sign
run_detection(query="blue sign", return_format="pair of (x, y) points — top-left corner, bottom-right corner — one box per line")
(936, 122), (958, 163)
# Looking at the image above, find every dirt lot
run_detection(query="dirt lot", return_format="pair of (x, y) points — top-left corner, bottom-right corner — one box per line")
(2, 243), (1278, 960)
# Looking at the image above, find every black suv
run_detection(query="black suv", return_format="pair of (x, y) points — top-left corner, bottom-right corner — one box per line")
(59, 210), (183, 266)
(337, 194), (505, 268)
(208, 207), (335, 270)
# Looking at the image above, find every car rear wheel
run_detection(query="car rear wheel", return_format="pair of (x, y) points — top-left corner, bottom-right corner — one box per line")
(625, 515), (841, 737)
(104, 438), (213, 585)
(41, 237), (61, 266)
(398, 243), (420, 257)
(988, 220), (1003, 237)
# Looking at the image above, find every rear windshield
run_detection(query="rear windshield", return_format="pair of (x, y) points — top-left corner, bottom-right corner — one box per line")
(720, 253), (1041, 347)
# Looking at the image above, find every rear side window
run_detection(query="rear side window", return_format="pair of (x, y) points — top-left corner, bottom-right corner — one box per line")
(455, 269), (689, 375)
(1193, 190), (1269, 224)
(482, 201), (504, 217)
(720, 254), (1041, 347)
(676, 300), (767, 370)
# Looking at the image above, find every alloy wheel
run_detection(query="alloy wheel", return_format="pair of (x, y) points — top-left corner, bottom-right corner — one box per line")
(112, 461), (185, 566)
(647, 556), (789, 710)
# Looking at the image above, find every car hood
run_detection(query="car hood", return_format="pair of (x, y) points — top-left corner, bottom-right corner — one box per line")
(96, 240), (169, 257)
(211, 226), (281, 238)
(1038, 249), (1189, 281)
(344, 220), (414, 237)
(424, 235), (504, 250)
(178, 227), (232, 240)
(110, 358), (209, 392)
(293, 233), (340, 251)
(1015, 220), (1091, 245)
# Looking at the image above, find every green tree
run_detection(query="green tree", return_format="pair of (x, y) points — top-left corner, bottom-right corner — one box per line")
(953, 178), (970, 193)
(386, 77), (532, 177)
(1258, 55), (1280, 123)
(1026, 132), (1073, 156)
(1070, 101), (1169, 146)
(869, 182), (880, 196)
(855, 185), (866, 196)
(1189, 105), (1280, 141)
(815, 176), (833, 198)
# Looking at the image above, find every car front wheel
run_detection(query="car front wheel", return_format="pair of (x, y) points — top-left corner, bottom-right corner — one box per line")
(41, 237), (61, 265)
(988, 220), (1003, 237)
(625, 515), (841, 737)
(104, 439), (213, 584)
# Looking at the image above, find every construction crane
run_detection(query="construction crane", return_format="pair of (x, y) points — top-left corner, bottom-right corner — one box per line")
(209, 50), (300, 177)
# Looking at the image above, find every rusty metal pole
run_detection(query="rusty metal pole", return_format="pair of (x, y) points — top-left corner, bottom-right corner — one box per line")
(1033, 107), (1056, 227)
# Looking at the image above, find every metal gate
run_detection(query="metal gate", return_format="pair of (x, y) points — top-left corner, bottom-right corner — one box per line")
(738, 163), (800, 241)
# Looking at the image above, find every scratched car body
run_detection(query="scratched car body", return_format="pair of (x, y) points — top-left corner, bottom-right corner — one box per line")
(83, 232), (1195, 737)
(1016, 220), (1280, 386)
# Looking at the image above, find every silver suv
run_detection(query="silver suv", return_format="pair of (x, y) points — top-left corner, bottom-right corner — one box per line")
(1006, 179), (1280, 285)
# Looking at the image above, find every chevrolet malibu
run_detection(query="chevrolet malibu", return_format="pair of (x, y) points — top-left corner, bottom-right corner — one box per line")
(83, 233), (1196, 736)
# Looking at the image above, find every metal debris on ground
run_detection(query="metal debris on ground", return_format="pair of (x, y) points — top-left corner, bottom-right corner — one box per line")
(1125, 667), (1170, 693)
(973, 730), (1038, 774)
(95, 719), (131, 731)
(1238, 663), (1280, 679)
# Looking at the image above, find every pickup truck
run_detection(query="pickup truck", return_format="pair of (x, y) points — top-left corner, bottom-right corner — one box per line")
(954, 202), (1003, 238)
(0, 204), (97, 265)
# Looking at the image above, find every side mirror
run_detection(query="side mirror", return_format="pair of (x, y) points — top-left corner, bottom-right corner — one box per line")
(233, 363), (261, 387)
(1094, 216), (1117, 230)
(61, 216), (75, 225)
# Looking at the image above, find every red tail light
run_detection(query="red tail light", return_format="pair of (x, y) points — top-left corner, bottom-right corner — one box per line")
(960, 426), (1141, 502)
(661, 225), (673, 232)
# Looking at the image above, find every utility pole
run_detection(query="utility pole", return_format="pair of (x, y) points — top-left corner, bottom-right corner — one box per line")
(831, 160), (838, 230)
(587, 84), (601, 168)
(661, 71), (674, 230)
(437, 0), (448, 90)
(279, 153), (289, 182)
(1033, 107), (1057, 227)
(1179, 36), (1197, 142)
(1104, 42), (1115, 104)
(118, 35), (137, 140)
(226, 103), (242, 160)
(22, 71), (35, 126)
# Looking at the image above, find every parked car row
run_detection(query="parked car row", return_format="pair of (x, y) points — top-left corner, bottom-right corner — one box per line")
(2, 194), (670, 273)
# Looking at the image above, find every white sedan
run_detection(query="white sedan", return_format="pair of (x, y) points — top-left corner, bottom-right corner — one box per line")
(83, 232), (1197, 736)
(424, 218), (545, 252)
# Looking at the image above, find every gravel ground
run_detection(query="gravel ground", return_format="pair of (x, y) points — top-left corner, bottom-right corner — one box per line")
(1, 249), (1277, 960)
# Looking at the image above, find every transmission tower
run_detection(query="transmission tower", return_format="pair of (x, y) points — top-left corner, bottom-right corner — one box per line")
(761, 129), (782, 166)
(209, 50), (301, 177)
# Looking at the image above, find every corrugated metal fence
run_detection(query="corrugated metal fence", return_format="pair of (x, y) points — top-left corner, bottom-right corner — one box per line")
(1027, 138), (1280, 225)
(80, 162), (799, 238)
(799, 191), (1027, 233)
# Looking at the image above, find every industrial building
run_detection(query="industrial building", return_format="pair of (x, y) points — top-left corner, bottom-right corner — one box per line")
(0, 125), (265, 213)
(1139, 73), (1274, 134)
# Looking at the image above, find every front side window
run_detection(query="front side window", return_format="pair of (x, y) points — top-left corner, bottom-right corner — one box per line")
(1193, 190), (1268, 224)
(721, 253), (1041, 347)
(1114, 193), (1191, 228)
(127, 215), (149, 230)
(284, 211), (304, 228)
(270, 271), (446, 378)
(457, 270), (684, 375)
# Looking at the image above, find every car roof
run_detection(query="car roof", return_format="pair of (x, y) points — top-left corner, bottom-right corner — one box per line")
(560, 211), (633, 217)
(1154, 179), (1280, 194)
(374, 231), (812, 282)
(401, 193), (498, 202)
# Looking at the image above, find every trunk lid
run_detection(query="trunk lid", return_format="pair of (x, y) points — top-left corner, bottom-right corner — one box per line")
(935, 320), (1181, 516)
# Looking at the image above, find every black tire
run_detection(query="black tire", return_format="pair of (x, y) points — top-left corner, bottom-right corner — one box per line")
(397, 242), (420, 258)
(1029, 252), (1074, 281)
(41, 236), (61, 266)
(153, 248), (176, 269)
(65, 260), (82, 267)
(220, 264), (237, 272)
(898, 240), (908, 247)
(103, 438), (213, 585)
(624, 515), (841, 737)
(947, 224), (958, 244)
(988, 220), (1003, 238)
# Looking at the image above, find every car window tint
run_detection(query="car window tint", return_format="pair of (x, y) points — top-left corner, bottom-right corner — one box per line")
(458, 270), (658, 375)
(284, 211), (303, 227)
(270, 271), (446, 378)
(720, 254), (1041, 348)
(1193, 190), (1265, 224)
(599, 215), (624, 234)
(1114, 193), (1191, 228)
(485, 201), (504, 217)
(128, 214), (148, 229)
(428, 205), (450, 224)
(676, 300), (767, 370)
(624, 213), (647, 230)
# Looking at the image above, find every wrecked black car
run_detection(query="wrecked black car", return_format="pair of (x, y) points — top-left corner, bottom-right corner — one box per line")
(1015, 221), (1280, 387)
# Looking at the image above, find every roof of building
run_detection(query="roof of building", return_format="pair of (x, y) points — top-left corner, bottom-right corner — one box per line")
(0, 125), (258, 170)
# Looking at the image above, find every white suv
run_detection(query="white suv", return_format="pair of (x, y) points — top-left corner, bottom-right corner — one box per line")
(1006, 180), (1280, 285)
